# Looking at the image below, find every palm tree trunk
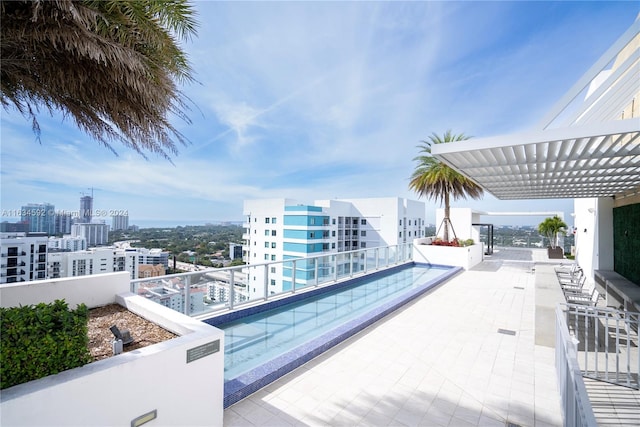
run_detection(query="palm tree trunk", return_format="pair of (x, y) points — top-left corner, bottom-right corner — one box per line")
(444, 192), (450, 242)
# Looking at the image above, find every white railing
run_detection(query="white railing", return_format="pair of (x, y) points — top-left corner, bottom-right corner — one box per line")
(556, 305), (598, 427)
(561, 303), (639, 390)
(131, 243), (413, 317)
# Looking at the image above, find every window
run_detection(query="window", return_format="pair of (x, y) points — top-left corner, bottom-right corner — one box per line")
(310, 218), (315, 225)
(361, 230), (366, 237)
(39, 244), (46, 252)
(332, 230), (336, 237)
(265, 242), (269, 248)
(361, 242), (366, 248)
(271, 230), (276, 236)
(399, 232), (402, 237)
(265, 230), (270, 236)
(272, 217), (277, 224)
(399, 220), (402, 226)
(309, 232), (315, 238)
(271, 242), (276, 248)
(271, 255), (276, 261)
(353, 218), (358, 225)
(264, 254), (269, 260)
(332, 218), (336, 225)
(332, 243), (336, 249)
(270, 267), (276, 273)
(270, 279), (276, 286)
(265, 218), (270, 224)
(361, 219), (366, 225)
(254, 241), (257, 245)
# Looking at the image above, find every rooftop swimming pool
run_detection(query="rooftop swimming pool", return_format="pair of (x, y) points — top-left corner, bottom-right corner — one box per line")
(205, 262), (460, 407)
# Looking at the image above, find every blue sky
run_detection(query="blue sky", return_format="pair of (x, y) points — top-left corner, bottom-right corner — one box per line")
(1, 1), (638, 227)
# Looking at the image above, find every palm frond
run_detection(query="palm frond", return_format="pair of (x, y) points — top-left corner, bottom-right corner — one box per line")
(409, 130), (484, 205)
(0, 0), (198, 159)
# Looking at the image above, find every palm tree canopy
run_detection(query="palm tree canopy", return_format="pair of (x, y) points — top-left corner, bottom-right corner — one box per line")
(409, 130), (484, 204)
(537, 215), (568, 248)
(1, 0), (198, 159)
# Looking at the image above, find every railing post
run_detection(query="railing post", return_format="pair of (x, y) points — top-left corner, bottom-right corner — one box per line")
(229, 270), (235, 310)
(315, 257), (319, 287)
(333, 255), (338, 282)
(291, 260), (297, 294)
(264, 264), (269, 300)
(363, 249), (368, 273)
(349, 252), (353, 278)
(385, 247), (389, 267)
(375, 248), (379, 270)
(184, 275), (191, 316)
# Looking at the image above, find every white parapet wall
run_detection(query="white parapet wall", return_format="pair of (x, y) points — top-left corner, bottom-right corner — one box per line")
(0, 273), (224, 427)
(413, 239), (484, 270)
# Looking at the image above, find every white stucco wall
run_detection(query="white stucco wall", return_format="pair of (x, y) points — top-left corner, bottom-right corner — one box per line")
(0, 273), (224, 427)
(574, 197), (614, 281)
(0, 272), (130, 309)
(413, 239), (483, 270)
(435, 208), (481, 241)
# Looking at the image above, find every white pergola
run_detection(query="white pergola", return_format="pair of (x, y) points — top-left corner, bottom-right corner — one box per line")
(432, 18), (640, 201)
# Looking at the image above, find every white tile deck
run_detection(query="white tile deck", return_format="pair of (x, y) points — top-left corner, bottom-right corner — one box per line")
(224, 248), (565, 426)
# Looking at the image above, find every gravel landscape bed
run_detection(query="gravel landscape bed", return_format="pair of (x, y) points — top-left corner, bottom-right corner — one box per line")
(88, 304), (177, 361)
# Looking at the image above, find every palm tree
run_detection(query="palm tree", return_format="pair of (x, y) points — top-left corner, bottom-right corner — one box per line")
(1, 0), (198, 159)
(409, 130), (484, 242)
(537, 215), (567, 249)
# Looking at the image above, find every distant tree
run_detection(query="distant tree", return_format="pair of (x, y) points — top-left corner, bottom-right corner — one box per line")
(1, 0), (198, 159)
(409, 131), (484, 241)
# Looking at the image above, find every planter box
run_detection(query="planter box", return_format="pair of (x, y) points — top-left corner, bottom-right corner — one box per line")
(547, 247), (564, 259)
(413, 240), (483, 270)
(0, 272), (224, 427)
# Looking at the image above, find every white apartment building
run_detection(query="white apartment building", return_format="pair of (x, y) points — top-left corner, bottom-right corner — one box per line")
(112, 214), (129, 231)
(242, 197), (425, 299)
(143, 284), (205, 314)
(48, 235), (87, 252)
(137, 248), (170, 268)
(71, 223), (109, 246)
(48, 247), (138, 280)
(0, 232), (48, 283)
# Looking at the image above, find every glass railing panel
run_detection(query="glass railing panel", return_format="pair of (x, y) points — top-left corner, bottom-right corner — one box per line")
(130, 243), (414, 317)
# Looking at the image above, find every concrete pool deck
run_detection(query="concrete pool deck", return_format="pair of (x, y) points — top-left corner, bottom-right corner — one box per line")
(224, 248), (564, 426)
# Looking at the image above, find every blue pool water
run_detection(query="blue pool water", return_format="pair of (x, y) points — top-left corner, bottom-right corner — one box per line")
(207, 263), (460, 407)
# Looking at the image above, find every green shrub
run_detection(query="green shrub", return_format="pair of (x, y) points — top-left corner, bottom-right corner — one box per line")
(0, 299), (91, 390)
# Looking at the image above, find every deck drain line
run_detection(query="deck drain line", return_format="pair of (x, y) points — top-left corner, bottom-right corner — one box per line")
(497, 328), (516, 336)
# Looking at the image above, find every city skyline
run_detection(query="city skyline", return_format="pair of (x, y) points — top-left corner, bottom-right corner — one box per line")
(2, 2), (638, 227)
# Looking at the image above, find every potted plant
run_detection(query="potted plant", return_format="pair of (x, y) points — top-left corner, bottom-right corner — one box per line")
(537, 215), (567, 259)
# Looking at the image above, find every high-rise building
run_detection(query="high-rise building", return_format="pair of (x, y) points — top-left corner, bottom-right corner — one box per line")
(71, 223), (109, 247)
(242, 197), (425, 298)
(20, 203), (55, 235)
(112, 214), (129, 231)
(0, 232), (48, 283)
(0, 221), (29, 233)
(54, 212), (73, 235)
(79, 195), (93, 223)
